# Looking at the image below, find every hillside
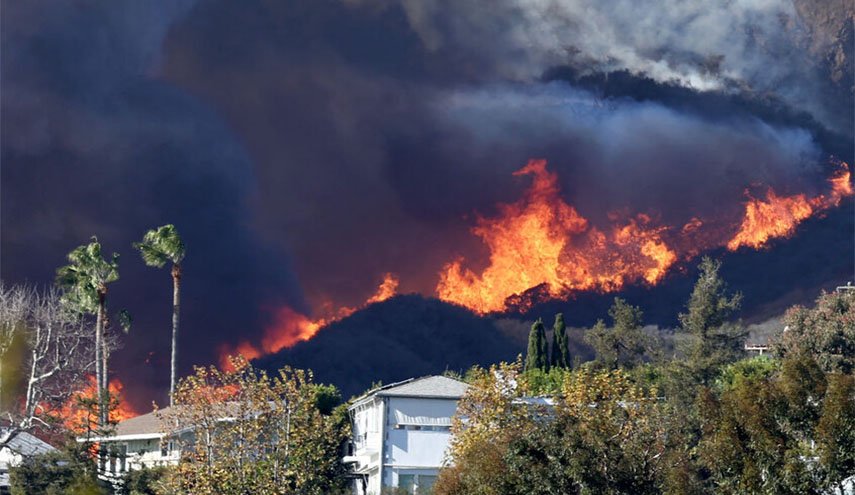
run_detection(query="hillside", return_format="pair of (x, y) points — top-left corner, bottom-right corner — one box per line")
(255, 295), (530, 398)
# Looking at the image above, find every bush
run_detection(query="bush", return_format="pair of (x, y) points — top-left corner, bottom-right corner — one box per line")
(120, 466), (169, 495)
(9, 443), (106, 495)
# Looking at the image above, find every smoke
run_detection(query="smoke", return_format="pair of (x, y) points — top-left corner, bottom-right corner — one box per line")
(2, 0), (305, 408)
(2, 0), (851, 407)
(411, 83), (823, 224)
(391, 0), (851, 133)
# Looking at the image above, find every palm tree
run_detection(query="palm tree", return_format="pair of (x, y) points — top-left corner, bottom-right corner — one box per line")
(134, 225), (185, 405)
(55, 237), (120, 428)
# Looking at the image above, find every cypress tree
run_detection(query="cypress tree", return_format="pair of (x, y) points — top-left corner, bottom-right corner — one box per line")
(540, 319), (550, 373)
(525, 318), (549, 372)
(550, 313), (571, 369)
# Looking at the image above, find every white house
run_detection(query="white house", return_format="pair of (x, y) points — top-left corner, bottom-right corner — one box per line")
(81, 406), (182, 482)
(344, 375), (469, 495)
(0, 429), (56, 492)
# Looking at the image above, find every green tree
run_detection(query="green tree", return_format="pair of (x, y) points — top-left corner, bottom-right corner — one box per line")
(435, 360), (536, 495)
(159, 357), (350, 495)
(525, 319), (549, 372)
(10, 441), (106, 495)
(120, 466), (168, 495)
(55, 238), (120, 428)
(697, 353), (852, 495)
(814, 373), (855, 493)
(436, 362), (673, 495)
(549, 313), (571, 369)
(585, 298), (648, 370)
(775, 289), (855, 373)
(715, 355), (779, 391)
(134, 224), (186, 405)
(678, 257), (745, 384)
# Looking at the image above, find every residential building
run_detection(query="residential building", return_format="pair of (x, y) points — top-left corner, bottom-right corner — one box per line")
(0, 429), (56, 493)
(82, 406), (181, 482)
(344, 375), (469, 495)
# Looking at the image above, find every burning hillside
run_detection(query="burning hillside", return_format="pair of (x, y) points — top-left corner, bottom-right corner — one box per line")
(436, 159), (852, 314)
(219, 274), (399, 368)
(222, 159), (852, 365)
(728, 164), (853, 250)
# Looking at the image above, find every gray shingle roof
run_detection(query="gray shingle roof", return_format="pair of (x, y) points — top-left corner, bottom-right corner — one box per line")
(0, 430), (55, 457)
(0, 430), (56, 486)
(108, 402), (246, 439)
(112, 406), (174, 438)
(374, 375), (469, 399)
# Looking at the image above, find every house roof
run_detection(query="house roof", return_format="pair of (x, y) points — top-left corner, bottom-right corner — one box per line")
(0, 430), (56, 486)
(0, 430), (55, 458)
(90, 402), (250, 442)
(352, 376), (469, 406)
(110, 406), (173, 439)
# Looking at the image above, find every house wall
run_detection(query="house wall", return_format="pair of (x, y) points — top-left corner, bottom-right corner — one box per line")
(350, 395), (460, 494)
(99, 436), (181, 479)
(0, 449), (22, 469)
(351, 398), (385, 495)
(386, 397), (455, 469)
(352, 399), (383, 453)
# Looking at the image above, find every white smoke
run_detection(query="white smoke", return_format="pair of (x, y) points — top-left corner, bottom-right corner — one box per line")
(390, 0), (836, 129)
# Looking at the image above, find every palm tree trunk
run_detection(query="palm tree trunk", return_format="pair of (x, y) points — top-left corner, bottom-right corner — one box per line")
(170, 263), (181, 406)
(95, 291), (105, 428)
(0, 358), (4, 414)
(95, 290), (107, 474)
(102, 337), (109, 414)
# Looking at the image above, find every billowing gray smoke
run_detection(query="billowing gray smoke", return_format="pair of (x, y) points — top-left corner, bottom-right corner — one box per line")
(2, 0), (851, 408)
(392, 0), (853, 133)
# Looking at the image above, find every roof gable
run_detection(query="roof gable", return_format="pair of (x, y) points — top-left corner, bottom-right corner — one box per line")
(375, 375), (469, 399)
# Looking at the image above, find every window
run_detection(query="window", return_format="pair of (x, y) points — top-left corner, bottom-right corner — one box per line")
(397, 473), (437, 494)
(398, 474), (416, 493)
(393, 424), (451, 431)
(161, 440), (174, 457)
(118, 444), (127, 473)
(419, 475), (437, 494)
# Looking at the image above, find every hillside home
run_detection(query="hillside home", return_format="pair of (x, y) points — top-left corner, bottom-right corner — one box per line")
(0, 429), (56, 493)
(344, 375), (469, 495)
(81, 406), (182, 481)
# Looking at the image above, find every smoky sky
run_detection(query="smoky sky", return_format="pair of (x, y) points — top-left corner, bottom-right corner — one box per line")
(2, 0), (852, 408)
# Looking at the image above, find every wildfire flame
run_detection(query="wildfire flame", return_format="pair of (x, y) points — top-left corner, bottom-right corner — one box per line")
(229, 159), (851, 361)
(725, 190), (814, 251)
(219, 273), (399, 368)
(54, 376), (138, 433)
(436, 159), (678, 313)
(727, 163), (853, 251)
(437, 159), (852, 314)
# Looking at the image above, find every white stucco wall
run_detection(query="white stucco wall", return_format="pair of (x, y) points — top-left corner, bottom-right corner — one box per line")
(386, 397), (456, 470)
(387, 429), (452, 467)
(349, 393), (461, 494)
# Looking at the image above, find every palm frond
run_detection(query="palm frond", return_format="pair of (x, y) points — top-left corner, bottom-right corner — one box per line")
(54, 238), (120, 314)
(135, 224), (185, 267)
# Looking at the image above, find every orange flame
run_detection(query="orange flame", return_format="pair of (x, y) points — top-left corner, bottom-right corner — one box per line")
(827, 164), (853, 204)
(436, 159), (852, 313)
(53, 376), (139, 433)
(436, 159), (678, 313)
(727, 162), (853, 251)
(366, 274), (400, 304)
(219, 273), (399, 368)
(726, 189), (814, 250)
(226, 159), (851, 360)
